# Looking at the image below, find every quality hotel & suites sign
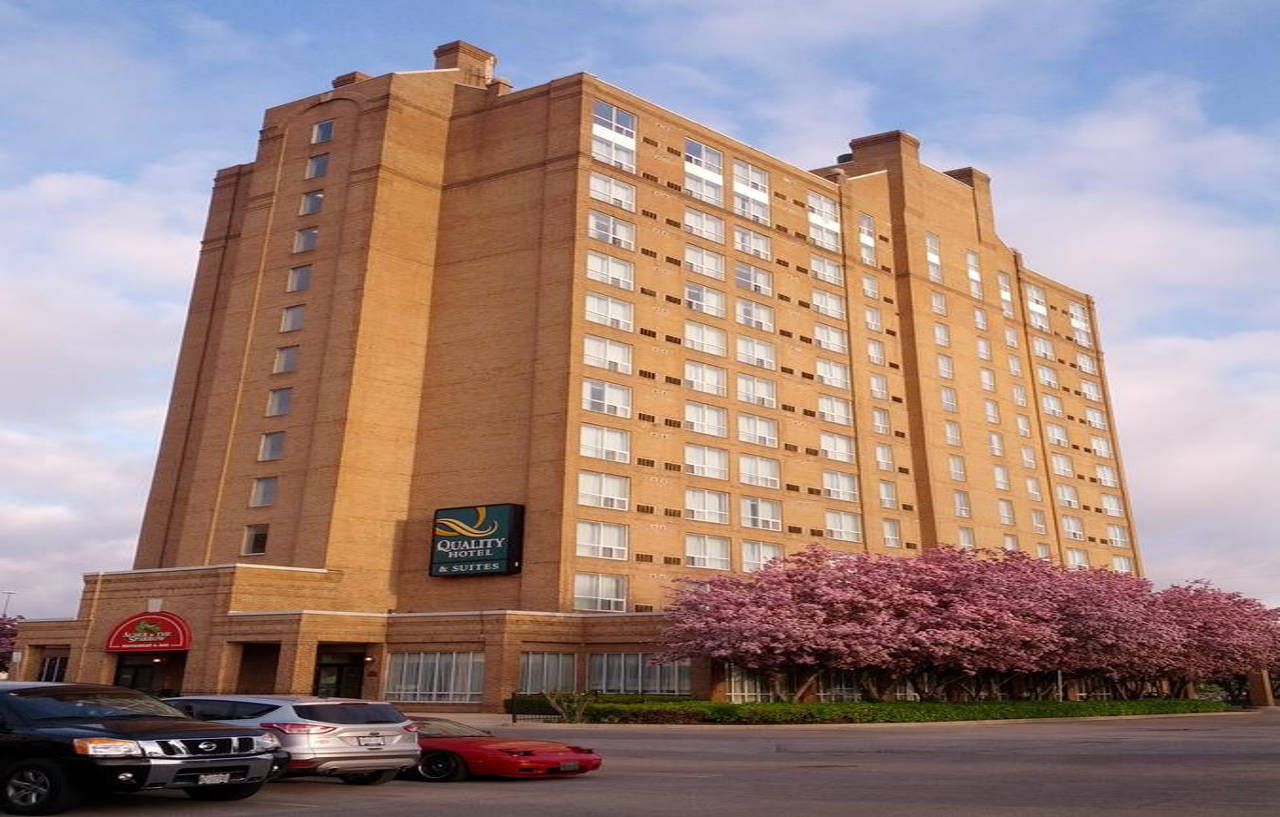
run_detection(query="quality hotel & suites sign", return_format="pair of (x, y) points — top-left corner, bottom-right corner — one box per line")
(429, 504), (524, 577)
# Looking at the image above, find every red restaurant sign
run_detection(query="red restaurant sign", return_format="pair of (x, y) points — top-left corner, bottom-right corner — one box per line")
(105, 612), (192, 652)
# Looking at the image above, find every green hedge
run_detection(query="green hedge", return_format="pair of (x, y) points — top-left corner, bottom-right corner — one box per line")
(579, 699), (1231, 724)
(504, 693), (699, 715)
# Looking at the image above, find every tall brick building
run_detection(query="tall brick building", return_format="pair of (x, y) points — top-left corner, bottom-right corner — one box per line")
(17, 41), (1139, 709)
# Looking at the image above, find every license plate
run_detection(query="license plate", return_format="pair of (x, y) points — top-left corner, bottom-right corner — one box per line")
(197, 773), (231, 786)
(558, 762), (580, 771)
(357, 736), (385, 747)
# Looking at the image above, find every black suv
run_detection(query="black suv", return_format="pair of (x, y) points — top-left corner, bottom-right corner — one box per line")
(0, 681), (287, 815)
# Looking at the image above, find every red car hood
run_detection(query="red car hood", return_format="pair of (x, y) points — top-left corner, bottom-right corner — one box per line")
(420, 737), (584, 753)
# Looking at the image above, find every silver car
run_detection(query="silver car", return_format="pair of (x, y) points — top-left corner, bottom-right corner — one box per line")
(164, 695), (418, 785)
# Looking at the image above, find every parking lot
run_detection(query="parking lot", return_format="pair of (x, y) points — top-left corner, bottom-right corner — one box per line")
(72, 711), (1280, 816)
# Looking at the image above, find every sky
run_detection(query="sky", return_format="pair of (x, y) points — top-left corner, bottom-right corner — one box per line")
(1, 0), (1278, 619)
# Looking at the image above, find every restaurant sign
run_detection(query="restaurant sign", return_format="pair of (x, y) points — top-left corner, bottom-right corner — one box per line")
(105, 611), (192, 652)
(430, 504), (524, 577)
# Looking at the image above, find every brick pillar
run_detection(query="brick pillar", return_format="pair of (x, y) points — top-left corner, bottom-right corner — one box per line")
(1247, 669), (1275, 707)
(274, 640), (317, 694)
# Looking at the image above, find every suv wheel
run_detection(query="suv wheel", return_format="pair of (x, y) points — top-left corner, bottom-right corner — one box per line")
(183, 782), (264, 801)
(416, 751), (468, 782)
(338, 770), (398, 785)
(2, 760), (83, 816)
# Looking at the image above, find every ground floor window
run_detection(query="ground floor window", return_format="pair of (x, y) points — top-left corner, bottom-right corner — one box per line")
(385, 651), (485, 703)
(37, 651), (68, 682)
(724, 664), (776, 702)
(816, 669), (864, 702)
(588, 653), (690, 695)
(519, 652), (577, 693)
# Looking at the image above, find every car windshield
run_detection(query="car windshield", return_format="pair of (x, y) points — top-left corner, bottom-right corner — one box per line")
(8, 688), (189, 721)
(293, 703), (405, 724)
(414, 719), (490, 737)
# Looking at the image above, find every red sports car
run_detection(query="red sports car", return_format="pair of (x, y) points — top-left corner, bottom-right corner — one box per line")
(408, 718), (602, 782)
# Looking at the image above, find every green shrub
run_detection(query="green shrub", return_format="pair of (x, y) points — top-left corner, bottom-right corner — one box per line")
(504, 693), (699, 716)
(579, 699), (1230, 724)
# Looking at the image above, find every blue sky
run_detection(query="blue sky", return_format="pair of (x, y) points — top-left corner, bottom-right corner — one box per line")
(2, 0), (1278, 617)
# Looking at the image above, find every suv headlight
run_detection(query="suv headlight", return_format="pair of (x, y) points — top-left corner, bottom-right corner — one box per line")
(255, 732), (282, 751)
(74, 738), (143, 758)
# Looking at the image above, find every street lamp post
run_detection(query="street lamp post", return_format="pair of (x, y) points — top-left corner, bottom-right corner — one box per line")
(1, 592), (15, 618)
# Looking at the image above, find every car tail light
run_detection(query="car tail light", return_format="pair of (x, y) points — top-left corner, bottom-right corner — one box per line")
(402, 723), (418, 732)
(260, 722), (336, 734)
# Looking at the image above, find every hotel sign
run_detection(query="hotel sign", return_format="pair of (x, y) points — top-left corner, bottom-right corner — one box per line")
(430, 504), (524, 577)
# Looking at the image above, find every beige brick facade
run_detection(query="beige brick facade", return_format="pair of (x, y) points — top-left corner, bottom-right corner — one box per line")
(16, 41), (1139, 710)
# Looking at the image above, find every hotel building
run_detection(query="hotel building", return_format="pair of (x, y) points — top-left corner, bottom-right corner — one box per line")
(16, 41), (1140, 709)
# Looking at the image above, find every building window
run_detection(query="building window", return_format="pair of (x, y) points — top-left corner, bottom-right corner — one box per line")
(883, 519), (902, 548)
(589, 173), (636, 211)
(734, 192), (770, 225)
(734, 159), (769, 193)
(304, 154), (329, 179)
(684, 321), (727, 356)
(1026, 476), (1043, 501)
(586, 250), (634, 290)
(965, 250), (982, 299)
(1096, 465), (1119, 488)
(869, 373), (889, 400)
(864, 306), (883, 333)
(685, 533), (731, 568)
(937, 354), (955, 380)
(1107, 524), (1131, 547)
(974, 307), (989, 330)
(684, 138), (723, 173)
(684, 401), (728, 437)
(37, 654), (68, 683)
(1111, 555), (1133, 574)
(736, 337), (776, 370)
(582, 379), (631, 417)
(685, 245), (725, 279)
(685, 208), (725, 242)
(988, 431), (1005, 457)
(865, 338), (885, 363)
(743, 540), (782, 572)
(811, 256), (843, 286)
(953, 491), (971, 518)
(1062, 516), (1086, 541)
(1101, 494), (1125, 517)
(685, 489), (730, 524)
(944, 421), (962, 446)
(1077, 353), (1098, 375)
(1091, 435), (1113, 458)
(734, 226), (771, 260)
(583, 335), (632, 373)
(742, 497), (782, 531)
(825, 510), (863, 542)
(577, 471), (630, 510)
(293, 227), (318, 253)
(279, 305), (305, 332)
(857, 214), (876, 266)
(814, 324), (848, 354)
(1056, 483), (1080, 509)
(685, 172), (723, 206)
(242, 524), (269, 555)
(862, 274), (879, 299)
(299, 190), (324, 215)
(273, 345), (300, 374)
(576, 520), (628, 560)
(1085, 408), (1108, 429)
(1002, 533), (1019, 552)
(737, 413), (778, 447)
(258, 431), (286, 461)
(592, 102), (637, 172)
(807, 191), (839, 221)
(976, 337), (992, 360)
(686, 360), (728, 396)
(594, 100), (637, 137)
(580, 423), (630, 463)
(1067, 548), (1089, 569)
(957, 527), (975, 549)
(934, 323), (950, 347)
(811, 290), (845, 320)
(1052, 453), (1075, 477)
(1020, 446), (1036, 468)
(684, 444), (729, 479)
(979, 368), (997, 392)
(519, 653), (576, 694)
(286, 265), (312, 293)
(1032, 336), (1054, 359)
(940, 386), (958, 413)
(983, 399), (1000, 424)
(948, 455), (966, 481)
(875, 444), (895, 472)
(819, 395), (852, 425)
(820, 432), (855, 463)
(925, 232), (942, 282)
(588, 211), (636, 250)
(878, 480), (898, 510)
(1042, 395), (1064, 417)
(574, 573), (627, 611)
(1032, 509), (1048, 535)
(736, 298), (775, 331)
(588, 654), (690, 695)
(734, 262), (772, 295)
(386, 652), (485, 702)
(737, 450), (773, 489)
(1036, 543), (1052, 560)
(822, 470), (858, 501)
(685, 281), (726, 317)
(998, 499), (1015, 526)
(265, 387), (292, 417)
(311, 119), (335, 144)
(585, 292), (634, 331)
(871, 407), (891, 435)
(249, 477), (278, 508)
(816, 359), (849, 389)
(978, 462), (1002, 490)
(736, 374), (776, 408)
